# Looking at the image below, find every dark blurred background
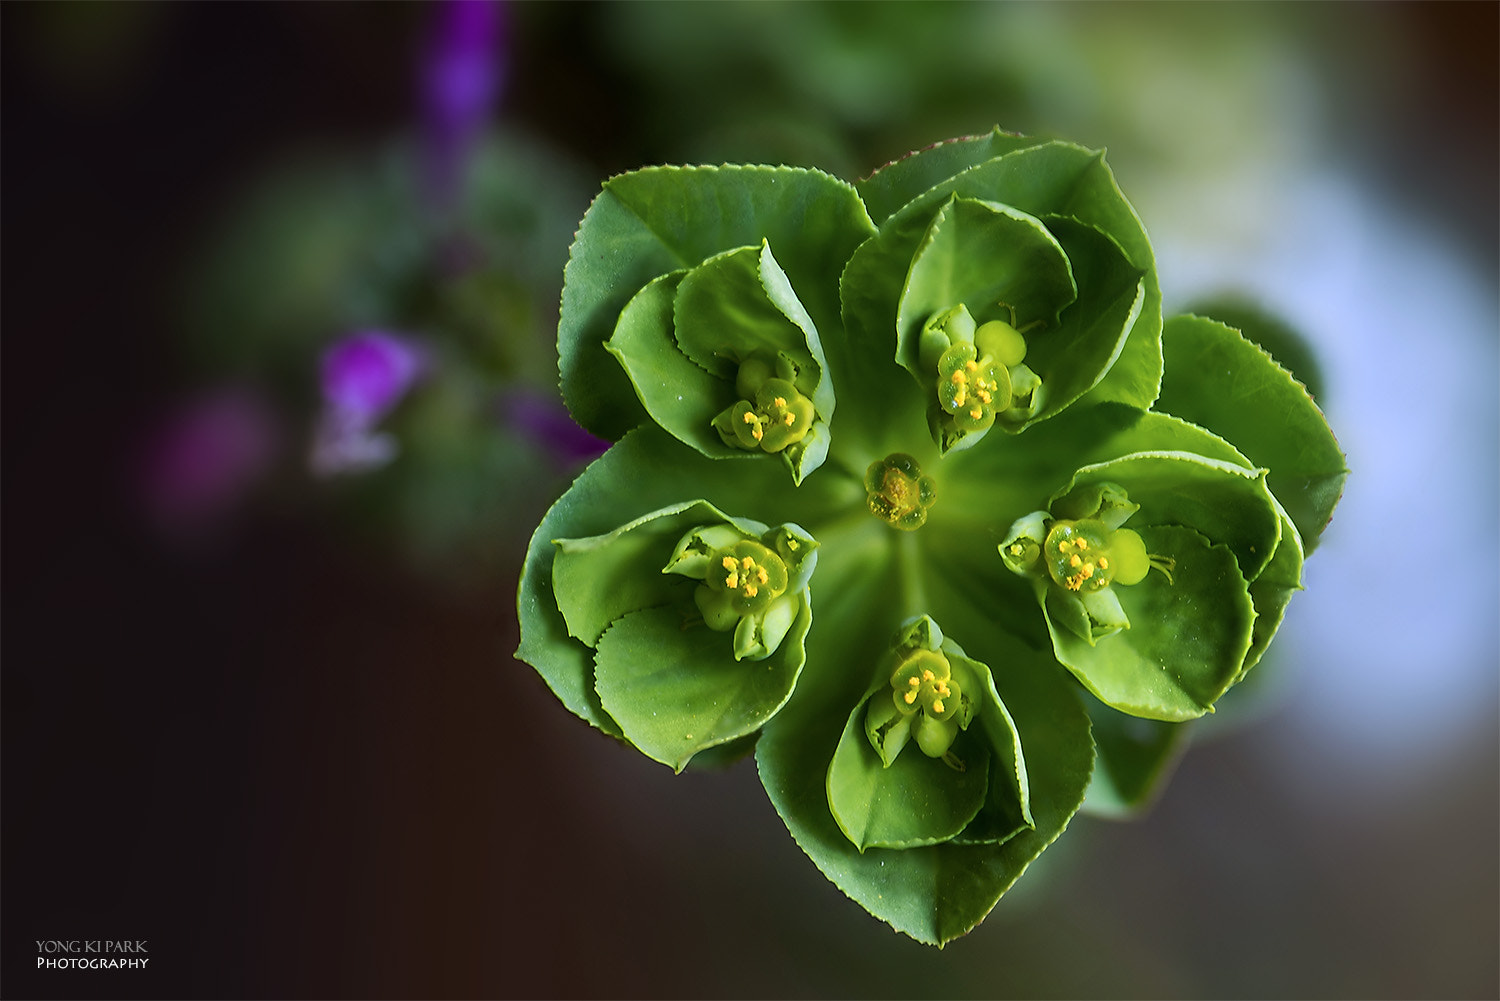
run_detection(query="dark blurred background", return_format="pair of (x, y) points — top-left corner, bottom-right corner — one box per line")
(3, 3), (1496, 998)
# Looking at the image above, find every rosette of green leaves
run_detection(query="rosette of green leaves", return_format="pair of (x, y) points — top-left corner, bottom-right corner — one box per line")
(843, 129), (1159, 453)
(517, 134), (1345, 944)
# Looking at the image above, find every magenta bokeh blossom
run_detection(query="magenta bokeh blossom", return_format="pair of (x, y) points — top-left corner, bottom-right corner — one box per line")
(138, 386), (278, 534)
(419, 0), (508, 207)
(320, 331), (427, 423)
(310, 331), (429, 477)
(501, 389), (609, 469)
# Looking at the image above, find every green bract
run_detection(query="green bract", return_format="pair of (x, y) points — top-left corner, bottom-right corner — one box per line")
(517, 130), (1346, 944)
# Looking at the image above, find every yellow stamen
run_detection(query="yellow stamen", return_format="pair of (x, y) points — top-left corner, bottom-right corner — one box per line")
(1070, 554), (1082, 567)
(904, 691), (917, 705)
(965, 360), (978, 372)
(1082, 562), (1094, 578)
(908, 677), (921, 687)
(752, 427), (763, 441)
(744, 584), (758, 598)
(969, 407), (983, 420)
(721, 556), (737, 570)
(953, 387), (967, 407)
(756, 567), (769, 585)
(742, 412), (756, 424)
(774, 397), (787, 408)
(977, 389), (992, 404)
(783, 412), (795, 426)
(921, 669), (935, 682)
(1098, 556), (1110, 570)
(935, 681), (950, 697)
(1076, 538), (1089, 551)
(950, 370), (967, 384)
(726, 572), (739, 589)
(932, 699), (945, 714)
(741, 556), (754, 569)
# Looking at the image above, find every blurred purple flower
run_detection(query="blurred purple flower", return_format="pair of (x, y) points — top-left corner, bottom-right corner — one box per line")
(502, 389), (609, 469)
(310, 331), (429, 477)
(138, 386), (278, 533)
(320, 331), (427, 423)
(419, 0), (508, 207)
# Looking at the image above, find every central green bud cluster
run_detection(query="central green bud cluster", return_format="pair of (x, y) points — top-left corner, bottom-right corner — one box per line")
(713, 352), (817, 455)
(864, 452), (937, 530)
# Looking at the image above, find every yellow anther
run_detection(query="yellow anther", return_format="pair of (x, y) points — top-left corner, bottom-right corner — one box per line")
(787, 539), (799, 550)
(1082, 562), (1095, 578)
(744, 584), (758, 598)
(904, 691), (917, 705)
(969, 407), (983, 420)
(965, 360), (978, 372)
(921, 669), (935, 682)
(908, 677), (921, 687)
(756, 566), (769, 585)
(951, 370), (967, 384)
(726, 572), (739, 589)
(783, 412), (795, 426)
(722, 556), (737, 570)
(1058, 540), (1073, 553)
(752, 427), (764, 441)
(742, 556), (754, 569)
(1009, 543), (1024, 556)
(932, 699), (945, 714)
(976, 389), (992, 404)
(953, 387), (967, 407)
(1098, 556), (1110, 570)
(1076, 538), (1089, 551)
(1070, 554), (1082, 568)
(935, 681), (950, 697)
(773, 397), (787, 408)
(742, 412), (756, 424)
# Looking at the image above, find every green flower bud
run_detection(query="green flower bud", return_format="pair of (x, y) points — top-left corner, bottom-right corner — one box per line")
(1001, 484), (1175, 644)
(733, 352), (775, 399)
(734, 349), (804, 399)
(1050, 479), (1140, 529)
(866, 644), (976, 765)
(937, 342), (1011, 433)
(713, 376), (817, 455)
(734, 592), (799, 661)
(919, 303), (976, 373)
(999, 510), (1049, 576)
(1044, 520), (1165, 593)
(667, 521), (818, 662)
(920, 303), (1046, 450)
(698, 538), (790, 615)
(975, 318), (1028, 368)
(663, 523), (755, 578)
